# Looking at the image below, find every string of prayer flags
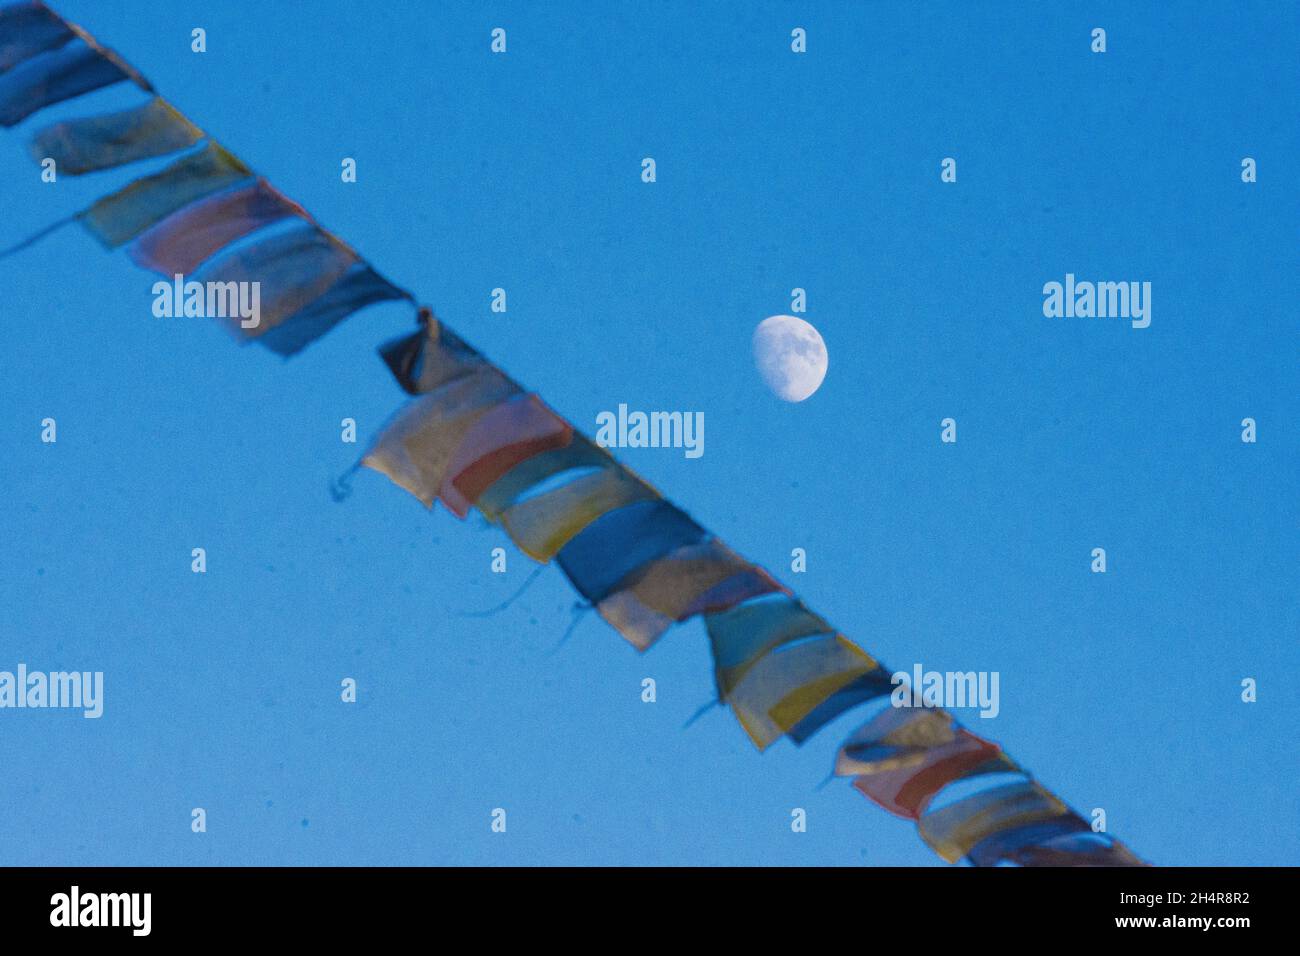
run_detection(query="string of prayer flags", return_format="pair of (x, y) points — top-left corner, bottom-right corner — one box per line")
(706, 595), (836, 694)
(783, 670), (896, 745)
(555, 499), (708, 604)
(1007, 831), (1145, 867)
(0, 1), (72, 72)
(380, 312), (488, 395)
(79, 142), (252, 247)
(851, 735), (1015, 820)
(722, 633), (882, 751)
(439, 394), (574, 519)
(189, 225), (357, 343)
(129, 178), (308, 275)
(362, 367), (522, 508)
(594, 538), (784, 651)
(0, 0), (1146, 866)
(258, 265), (408, 357)
(964, 815), (1093, 867)
(917, 780), (1069, 864)
(0, 38), (142, 126)
(474, 435), (614, 524)
(834, 707), (963, 776)
(500, 465), (659, 562)
(29, 96), (200, 174)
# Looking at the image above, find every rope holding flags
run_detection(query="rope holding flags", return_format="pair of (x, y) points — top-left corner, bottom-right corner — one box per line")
(0, 0), (1145, 866)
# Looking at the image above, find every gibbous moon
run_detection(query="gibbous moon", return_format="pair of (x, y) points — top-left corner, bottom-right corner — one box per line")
(752, 315), (828, 402)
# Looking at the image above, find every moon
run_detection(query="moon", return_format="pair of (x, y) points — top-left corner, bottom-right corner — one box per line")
(752, 315), (828, 402)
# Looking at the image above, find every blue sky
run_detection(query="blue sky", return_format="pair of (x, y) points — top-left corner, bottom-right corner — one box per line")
(0, 0), (1296, 866)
